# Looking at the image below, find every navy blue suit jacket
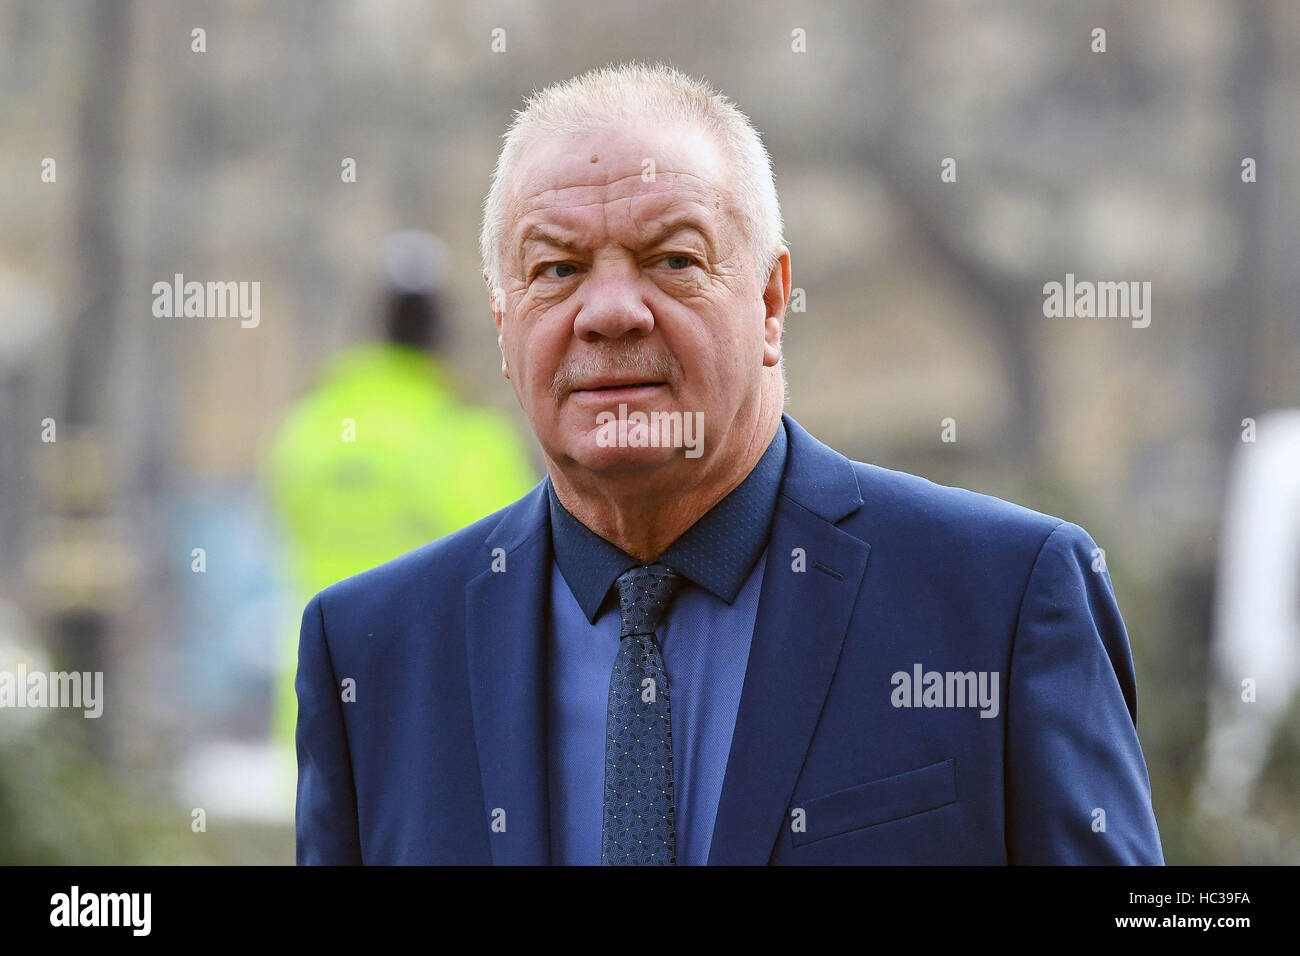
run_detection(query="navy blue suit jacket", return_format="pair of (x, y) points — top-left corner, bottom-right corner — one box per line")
(295, 414), (1163, 864)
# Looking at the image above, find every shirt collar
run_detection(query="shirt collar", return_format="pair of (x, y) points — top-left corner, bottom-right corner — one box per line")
(548, 419), (788, 622)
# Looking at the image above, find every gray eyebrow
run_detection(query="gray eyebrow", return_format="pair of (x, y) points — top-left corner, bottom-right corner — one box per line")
(522, 225), (585, 252)
(520, 218), (713, 257)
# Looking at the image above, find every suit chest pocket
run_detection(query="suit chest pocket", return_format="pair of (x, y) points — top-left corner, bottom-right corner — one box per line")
(790, 758), (957, 847)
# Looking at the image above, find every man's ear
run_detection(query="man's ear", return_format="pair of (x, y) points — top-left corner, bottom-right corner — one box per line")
(761, 246), (791, 368)
(485, 269), (503, 332)
(485, 269), (509, 379)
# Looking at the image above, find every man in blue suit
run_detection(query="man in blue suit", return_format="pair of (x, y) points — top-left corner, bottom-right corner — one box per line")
(295, 62), (1163, 865)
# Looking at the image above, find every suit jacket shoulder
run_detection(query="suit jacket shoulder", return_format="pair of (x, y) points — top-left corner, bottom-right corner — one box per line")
(310, 486), (547, 641)
(846, 458), (1065, 552)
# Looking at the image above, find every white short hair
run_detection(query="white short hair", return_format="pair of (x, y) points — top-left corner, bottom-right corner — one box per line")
(480, 61), (785, 295)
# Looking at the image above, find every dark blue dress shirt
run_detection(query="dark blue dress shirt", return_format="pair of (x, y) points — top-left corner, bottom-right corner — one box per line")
(546, 420), (788, 865)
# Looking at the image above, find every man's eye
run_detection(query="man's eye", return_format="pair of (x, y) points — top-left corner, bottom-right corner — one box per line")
(662, 254), (696, 270)
(540, 262), (578, 279)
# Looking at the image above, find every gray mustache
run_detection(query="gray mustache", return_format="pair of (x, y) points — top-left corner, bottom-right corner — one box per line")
(551, 348), (677, 398)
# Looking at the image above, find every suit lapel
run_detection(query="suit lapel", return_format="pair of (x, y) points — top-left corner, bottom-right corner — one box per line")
(708, 416), (872, 864)
(465, 483), (553, 865)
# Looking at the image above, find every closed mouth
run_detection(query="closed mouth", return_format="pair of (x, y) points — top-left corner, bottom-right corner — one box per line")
(579, 381), (663, 391)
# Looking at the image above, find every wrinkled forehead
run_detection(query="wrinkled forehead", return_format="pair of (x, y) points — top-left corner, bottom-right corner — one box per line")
(506, 122), (734, 248)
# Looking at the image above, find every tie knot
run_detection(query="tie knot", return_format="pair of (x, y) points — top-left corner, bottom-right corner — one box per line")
(614, 563), (684, 638)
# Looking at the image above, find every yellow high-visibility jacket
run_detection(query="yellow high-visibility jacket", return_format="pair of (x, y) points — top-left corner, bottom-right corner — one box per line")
(264, 343), (536, 750)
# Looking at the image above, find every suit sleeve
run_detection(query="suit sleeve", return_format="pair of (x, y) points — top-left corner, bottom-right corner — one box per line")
(1004, 522), (1164, 864)
(295, 594), (363, 864)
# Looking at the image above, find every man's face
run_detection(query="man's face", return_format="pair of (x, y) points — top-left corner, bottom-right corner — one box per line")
(489, 122), (784, 481)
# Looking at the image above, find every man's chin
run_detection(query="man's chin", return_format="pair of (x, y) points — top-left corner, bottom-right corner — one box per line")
(565, 429), (687, 475)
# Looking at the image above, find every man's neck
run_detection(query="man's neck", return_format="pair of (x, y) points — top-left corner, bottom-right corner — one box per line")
(549, 411), (781, 561)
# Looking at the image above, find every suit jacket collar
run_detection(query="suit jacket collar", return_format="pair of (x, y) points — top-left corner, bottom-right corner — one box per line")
(775, 413), (865, 522)
(466, 484), (553, 864)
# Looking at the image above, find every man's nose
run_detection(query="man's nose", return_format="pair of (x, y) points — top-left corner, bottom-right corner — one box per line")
(572, 257), (655, 342)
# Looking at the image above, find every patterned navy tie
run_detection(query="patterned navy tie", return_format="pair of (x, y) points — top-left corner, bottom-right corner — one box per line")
(602, 563), (686, 865)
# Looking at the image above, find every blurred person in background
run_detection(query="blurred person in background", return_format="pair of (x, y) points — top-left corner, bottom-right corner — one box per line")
(1195, 410), (1300, 820)
(264, 230), (536, 752)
